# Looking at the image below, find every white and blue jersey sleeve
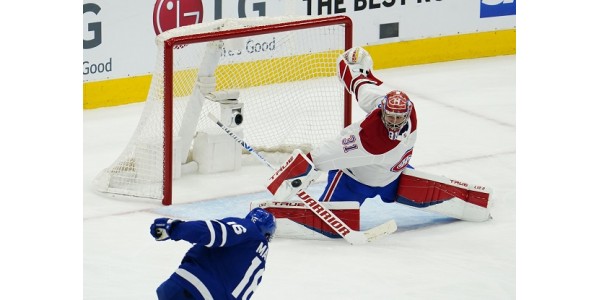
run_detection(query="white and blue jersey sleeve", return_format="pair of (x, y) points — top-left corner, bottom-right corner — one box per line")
(169, 217), (261, 248)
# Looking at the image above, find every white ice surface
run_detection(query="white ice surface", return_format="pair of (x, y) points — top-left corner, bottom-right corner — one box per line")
(83, 56), (516, 299)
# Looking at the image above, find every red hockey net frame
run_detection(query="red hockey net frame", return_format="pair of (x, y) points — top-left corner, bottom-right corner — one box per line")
(161, 16), (353, 205)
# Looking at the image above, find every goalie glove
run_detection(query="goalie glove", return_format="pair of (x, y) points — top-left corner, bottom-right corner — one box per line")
(337, 47), (383, 96)
(150, 218), (182, 241)
(339, 47), (373, 75)
(266, 149), (321, 202)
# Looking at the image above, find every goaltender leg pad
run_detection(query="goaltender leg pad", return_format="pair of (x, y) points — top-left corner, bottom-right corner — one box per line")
(250, 200), (360, 240)
(266, 149), (320, 202)
(396, 168), (493, 222)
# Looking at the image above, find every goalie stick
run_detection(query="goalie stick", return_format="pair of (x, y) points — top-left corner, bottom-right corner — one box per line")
(208, 113), (397, 245)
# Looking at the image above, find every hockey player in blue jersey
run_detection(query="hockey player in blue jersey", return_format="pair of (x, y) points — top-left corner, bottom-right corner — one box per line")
(150, 207), (277, 300)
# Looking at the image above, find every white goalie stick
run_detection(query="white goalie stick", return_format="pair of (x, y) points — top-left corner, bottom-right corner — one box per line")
(208, 113), (398, 245)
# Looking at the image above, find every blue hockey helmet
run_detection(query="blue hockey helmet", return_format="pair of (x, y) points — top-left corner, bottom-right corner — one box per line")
(246, 207), (277, 242)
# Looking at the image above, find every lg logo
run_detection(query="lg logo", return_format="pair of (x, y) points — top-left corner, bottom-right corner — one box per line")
(153, 0), (204, 35)
(83, 3), (101, 49)
(153, 0), (267, 35)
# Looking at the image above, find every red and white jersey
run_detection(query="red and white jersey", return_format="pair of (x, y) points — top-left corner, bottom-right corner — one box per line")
(309, 75), (417, 187)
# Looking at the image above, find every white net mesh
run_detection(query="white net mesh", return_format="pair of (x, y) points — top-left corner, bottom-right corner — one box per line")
(94, 16), (349, 202)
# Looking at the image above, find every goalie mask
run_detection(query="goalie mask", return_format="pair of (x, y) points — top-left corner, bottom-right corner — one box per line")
(246, 207), (277, 242)
(381, 90), (413, 140)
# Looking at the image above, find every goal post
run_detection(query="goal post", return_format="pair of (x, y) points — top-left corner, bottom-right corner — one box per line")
(93, 15), (353, 205)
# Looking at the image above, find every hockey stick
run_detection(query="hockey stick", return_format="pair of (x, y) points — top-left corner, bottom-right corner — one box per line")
(208, 113), (397, 245)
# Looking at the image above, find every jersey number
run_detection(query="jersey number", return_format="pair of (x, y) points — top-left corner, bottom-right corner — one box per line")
(232, 257), (264, 299)
(227, 221), (247, 235)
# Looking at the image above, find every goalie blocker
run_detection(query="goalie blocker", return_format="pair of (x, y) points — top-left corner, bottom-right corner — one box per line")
(266, 149), (321, 202)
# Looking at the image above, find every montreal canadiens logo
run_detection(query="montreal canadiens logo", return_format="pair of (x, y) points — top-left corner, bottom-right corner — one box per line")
(390, 148), (413, 172)
(153, 0), (204, 35)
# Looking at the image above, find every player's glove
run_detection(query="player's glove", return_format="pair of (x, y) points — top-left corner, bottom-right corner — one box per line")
(337, 47), (373, 77)
(150, 218), (182, 241)
(336, 47), (375, 94)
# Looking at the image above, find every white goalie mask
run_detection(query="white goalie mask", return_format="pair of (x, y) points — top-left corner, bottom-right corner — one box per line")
(381, 90), (413, 140)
